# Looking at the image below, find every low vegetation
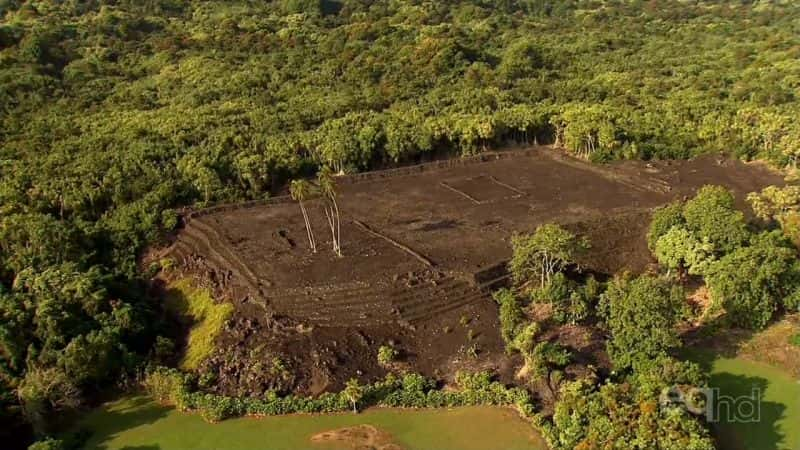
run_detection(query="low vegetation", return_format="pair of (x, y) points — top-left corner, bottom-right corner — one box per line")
(141, 367), (533, 424)
(376, 345), (398, 367)
(163, 279), (234, 371)
(2, 0), (800, 448)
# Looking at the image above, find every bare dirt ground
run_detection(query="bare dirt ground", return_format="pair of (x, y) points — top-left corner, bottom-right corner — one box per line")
(161, 146), (782, 397)
(310, 425), (403, 450)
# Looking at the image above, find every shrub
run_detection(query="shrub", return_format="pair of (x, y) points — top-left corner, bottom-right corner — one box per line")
(530, 273), (599, 325)
(142, 367), (190, 409)
(28, 438), (64, 450)
(152, 336), (175, 363)
(790, 334), (800, 347)
(141, 366), (532, 422)
(493, 288), (523, 348)
(377, 345), (398, 366)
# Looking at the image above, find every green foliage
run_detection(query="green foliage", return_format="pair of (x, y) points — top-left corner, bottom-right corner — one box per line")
(748, 185), (800, 221)
(18, 367), (80, 435)
(647, 201), (685, 251)
(509, 322), (541, 356)
(790, 333), (800, 348)
(377, 345), (398, 366)
(683, 185), (749, 254)
(493, 288), (524, 348)
(525, 342), (571, 380)
(163, 279), (234, 370)
(142, 367), (533, 421)
(748, 185), (800, 246)
(553, 103), (623, 159)
(601, 275), (687, 371)
(141, 367), (191, 410)
(2, 0), (800, 442)
(152, 336), (175, 364)
(649, 186), (800, 329)
(509, 224), (588, 288)
(28, 438), (65, 450)
(544, 358), (714, 450)
(280, 0), (320, 15)
(705, 231), (800, 330)
(654, 226), (715, 276)
(530, 273), (600, 324)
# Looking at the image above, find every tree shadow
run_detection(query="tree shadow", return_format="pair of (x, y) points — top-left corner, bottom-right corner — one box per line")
(705, 373), (786, 450)
(79, 396), (169, 450)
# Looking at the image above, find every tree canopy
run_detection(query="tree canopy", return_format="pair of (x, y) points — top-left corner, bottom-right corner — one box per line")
(600, 275), (687, 371)
(2, 0), (800, 446)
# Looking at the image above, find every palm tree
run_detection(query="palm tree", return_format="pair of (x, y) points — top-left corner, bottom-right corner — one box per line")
(317, 167), (342, 256)
(290, 179), (316, 253)
(343, 378), (363, 413)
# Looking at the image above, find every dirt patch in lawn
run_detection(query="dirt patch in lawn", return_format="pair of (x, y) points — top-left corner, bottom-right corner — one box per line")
(153, 146), (782, 398)
(311, 424), (403, 450)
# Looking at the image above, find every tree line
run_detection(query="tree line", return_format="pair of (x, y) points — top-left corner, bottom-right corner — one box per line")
(2, 0), (800, 447)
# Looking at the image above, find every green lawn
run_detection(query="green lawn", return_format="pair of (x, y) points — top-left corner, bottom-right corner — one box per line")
(77, 396), (547, 450)
(686, 349), (800, 450)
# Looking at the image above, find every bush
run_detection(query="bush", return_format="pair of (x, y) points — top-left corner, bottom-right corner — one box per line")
(377, 345), (398, 366)
(531, 273), (599, 325)
(141, 367), (190, 409)
(493, 288), (523, 348)
(140, 366), (532, 422)
(790, 334), (800, 347)
(28, 438), (64, 450)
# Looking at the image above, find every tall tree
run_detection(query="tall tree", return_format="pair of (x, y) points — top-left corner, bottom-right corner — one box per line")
(289, 179), (317, 253)
(317, 167), (342, 257)
(600, 274), (687, 371)
(509, 223), (589, 289)
(342, 378), (363, 414)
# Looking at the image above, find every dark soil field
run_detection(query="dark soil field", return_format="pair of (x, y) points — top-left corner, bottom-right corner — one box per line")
(162, 146), (782, 398)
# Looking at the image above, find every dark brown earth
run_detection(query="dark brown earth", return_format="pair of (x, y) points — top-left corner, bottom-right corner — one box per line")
(157, 146), (783, 398)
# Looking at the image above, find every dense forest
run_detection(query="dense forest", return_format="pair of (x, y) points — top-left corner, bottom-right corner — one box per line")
(1, 0), (800, 448)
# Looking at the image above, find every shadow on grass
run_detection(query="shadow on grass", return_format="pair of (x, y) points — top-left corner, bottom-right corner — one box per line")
(682, 347), (791, 450)
(80, 396), (168, 450)
(707, 373), (786, 450)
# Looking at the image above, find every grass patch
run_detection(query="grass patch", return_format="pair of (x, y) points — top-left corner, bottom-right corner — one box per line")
(164, 279), (233, 371)
(77, 396), (547, 450)
(736, 314), (800, 378)
(684, 348), (800, 450)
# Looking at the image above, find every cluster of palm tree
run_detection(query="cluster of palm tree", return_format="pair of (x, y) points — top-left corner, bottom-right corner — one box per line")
(289, 168), (343, 257)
